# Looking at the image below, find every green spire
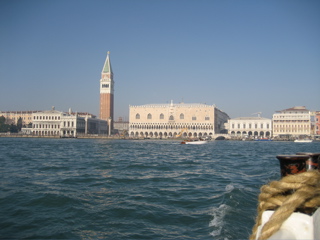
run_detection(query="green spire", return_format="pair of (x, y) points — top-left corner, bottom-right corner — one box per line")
(102, 51), (113, 74)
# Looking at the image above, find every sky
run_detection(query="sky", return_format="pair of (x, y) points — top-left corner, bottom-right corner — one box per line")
(0, 0), (319, 120)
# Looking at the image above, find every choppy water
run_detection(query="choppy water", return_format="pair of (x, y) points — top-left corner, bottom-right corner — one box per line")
(0, 138), (319, 239)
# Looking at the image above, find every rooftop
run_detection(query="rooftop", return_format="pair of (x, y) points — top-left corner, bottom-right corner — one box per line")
(131, 102), (215, 108)
(232, 117), (271, 120)
(276, 106), (309, 112)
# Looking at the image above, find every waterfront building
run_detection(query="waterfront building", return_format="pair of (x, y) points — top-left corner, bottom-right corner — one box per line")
(226, 117), (272, 138)
(129, 101), (229, 138)
(32, 107), (107, 137)
(0, 111), (40, 126)
(114, 117), (129, 136)
(314, 111), (320, 136)
(272, 106), (313, 138)
(99, 52), (114, 125)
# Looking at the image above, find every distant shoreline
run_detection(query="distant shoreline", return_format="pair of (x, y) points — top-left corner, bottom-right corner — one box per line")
(0, 134), (157, 140)
(1, 134), (318, 142)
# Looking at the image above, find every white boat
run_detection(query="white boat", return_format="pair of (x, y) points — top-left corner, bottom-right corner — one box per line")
(294, 139), (313, 143)
(181, 139), (208, 144)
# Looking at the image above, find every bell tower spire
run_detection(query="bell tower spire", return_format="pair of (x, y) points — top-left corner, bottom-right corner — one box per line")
(100, 51), (114, 123)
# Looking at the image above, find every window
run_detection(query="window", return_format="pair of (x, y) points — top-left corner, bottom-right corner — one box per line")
(192, 116), (197, 121)
(160, 113), (164, 119)
(205, 116), (210, 120)
(180, 113), (184, 119)
(169, 115), (174, 120)
(102, 84), (109, 88)
(147, 113), (152, 119)
(136, 114), (140, 119)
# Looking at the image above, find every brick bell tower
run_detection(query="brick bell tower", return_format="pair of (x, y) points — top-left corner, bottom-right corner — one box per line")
(100, 51), (114, 125)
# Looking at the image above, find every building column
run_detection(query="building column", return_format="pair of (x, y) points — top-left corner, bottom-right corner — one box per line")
(85, 116), (88, 134)
(108, 117), (112, 136)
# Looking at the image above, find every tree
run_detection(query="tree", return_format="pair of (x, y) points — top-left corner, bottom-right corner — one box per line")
(0, 116), (10, 132)
(17, 117), (23, 131)
(0, 116), (5, 125)
(10, 123), (18, 133)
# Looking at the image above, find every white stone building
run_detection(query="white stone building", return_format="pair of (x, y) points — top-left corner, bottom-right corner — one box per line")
(32, 107), (108, 137)
(129, 101), (229, 138)
(227, 117), (272, 138)
(272, 106), (313, 138)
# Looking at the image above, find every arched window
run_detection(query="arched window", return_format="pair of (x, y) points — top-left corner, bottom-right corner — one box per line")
(160, 113), (164, 119)
(180, 113), (184, 119)
(169, 115), (174, 120)
(136, 114), (140, 119)
(147, 113), (152, 119)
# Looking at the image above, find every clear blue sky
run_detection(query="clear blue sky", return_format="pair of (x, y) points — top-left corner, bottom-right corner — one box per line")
(1, 0), (319, 119)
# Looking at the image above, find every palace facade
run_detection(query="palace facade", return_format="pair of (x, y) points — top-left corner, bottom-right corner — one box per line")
(129, 102), (229, 138)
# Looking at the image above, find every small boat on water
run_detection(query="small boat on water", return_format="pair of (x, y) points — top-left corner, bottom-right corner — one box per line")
(181, 139), (208, 144)
(294, 139), (313, 143)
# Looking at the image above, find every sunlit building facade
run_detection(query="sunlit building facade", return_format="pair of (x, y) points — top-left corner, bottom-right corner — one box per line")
(272, 106), (313, 137)
(316, 111), (320, 135)
(129, 101), (229, 138)
(227, 117), (272, 138)
(32, 107), (108, 137)
(0, 111), (40, 126)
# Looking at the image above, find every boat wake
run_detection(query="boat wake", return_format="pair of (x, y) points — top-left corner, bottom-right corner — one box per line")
(209, 184), (235, 238)
(209, 204), (231, 237)
(209, 183), (257, 239)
